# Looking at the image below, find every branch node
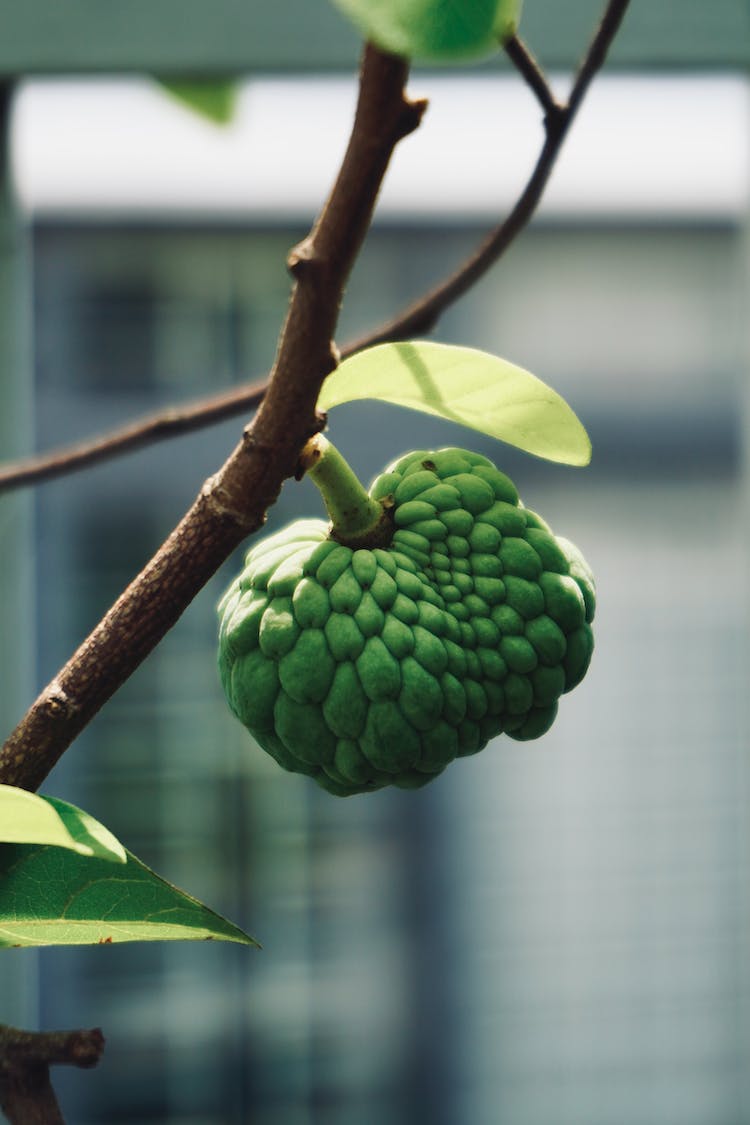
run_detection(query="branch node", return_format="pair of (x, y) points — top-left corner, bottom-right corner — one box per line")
(398, 95), (428, 141)
(287, 238), (317, 280)
(0, 1024), (106, 1125)
(43, 683), (78, 722)
(69, 1029), (105, 1069)
(0, 5), (630, 791)
(544, 102), (569, 135)
(200, 473), (264, 532)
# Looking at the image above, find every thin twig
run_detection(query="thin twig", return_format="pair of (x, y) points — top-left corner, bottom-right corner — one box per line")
(0, 0), (630, 497)
(569, 0), (630, 115)
(0, 1), (630, 792)
(503, 34), (561, 119)
(342, 0), (631, 346)
(0, 377), (269, 491)
(0, 44), (426, 792)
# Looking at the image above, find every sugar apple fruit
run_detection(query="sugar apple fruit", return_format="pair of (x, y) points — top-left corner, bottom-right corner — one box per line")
(218, 442), (595, 796)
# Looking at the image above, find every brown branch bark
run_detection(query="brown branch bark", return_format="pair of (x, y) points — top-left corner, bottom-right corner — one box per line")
(0, 0), (630, 792)
(0, 44), (425, 792)
(0, 1025), (104, 1125)
(0, 0), (630, 496)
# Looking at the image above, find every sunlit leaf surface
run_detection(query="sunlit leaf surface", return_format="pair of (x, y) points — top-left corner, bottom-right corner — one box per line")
(319, 341), (592, 466)
(0, 786), (125, 862)
(0, 794), (258, 948)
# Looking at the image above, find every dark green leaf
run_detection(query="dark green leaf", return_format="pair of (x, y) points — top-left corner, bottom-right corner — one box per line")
(0, 842), (258, 948)
(329, 0), (522, 60)
(158, 79), (237, 124)
(319, 341), (591, 466)
(0, 785), (125, 862)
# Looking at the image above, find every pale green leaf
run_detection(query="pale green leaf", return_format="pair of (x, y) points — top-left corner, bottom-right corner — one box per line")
(494, 0), (523, 41)
(0, 841), (258, 949)
(158, 79), (237, 124)
(0, 785), (125, 863)
(329, 0), (514, 60)
(318, 341), (592, 466)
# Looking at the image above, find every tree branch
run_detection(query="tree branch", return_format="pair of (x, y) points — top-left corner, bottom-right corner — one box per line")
(0, 377), (269, 492)
(347, 0), (630, 345)
(0, 1025), (104, 1125)
(0, 0), (630, 792)
(0, 0), (630, 496)
(568, 0), (630, 116)
(0, 43), (426, 792)
(503, 34), (560, 119)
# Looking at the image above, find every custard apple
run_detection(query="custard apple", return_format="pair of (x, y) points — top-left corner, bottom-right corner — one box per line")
(218, 445), (595, 796)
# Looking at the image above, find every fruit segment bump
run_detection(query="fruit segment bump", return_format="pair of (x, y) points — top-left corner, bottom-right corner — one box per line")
(218, 443), (595, 796)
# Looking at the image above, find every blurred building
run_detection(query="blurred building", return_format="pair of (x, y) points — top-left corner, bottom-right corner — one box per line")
(1, 63), (749, 1125)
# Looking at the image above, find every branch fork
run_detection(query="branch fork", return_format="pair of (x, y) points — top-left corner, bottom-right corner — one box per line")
(0, 43), (422, 791)
(0, 1024), (105, 1125)
(0, 3), (631, 795)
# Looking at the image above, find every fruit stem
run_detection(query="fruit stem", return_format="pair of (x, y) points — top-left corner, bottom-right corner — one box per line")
(299, 434), (394, 549)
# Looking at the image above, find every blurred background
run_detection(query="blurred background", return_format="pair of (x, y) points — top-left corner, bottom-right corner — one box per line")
(0, 4), (749, 1123)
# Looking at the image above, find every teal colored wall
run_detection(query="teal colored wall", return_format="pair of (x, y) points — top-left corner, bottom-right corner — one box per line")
(0, 0), (746, 76)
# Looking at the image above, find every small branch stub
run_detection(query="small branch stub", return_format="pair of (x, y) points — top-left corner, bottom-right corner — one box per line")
(0, 1025), (105, 1125)
(300, 434), (394, 549)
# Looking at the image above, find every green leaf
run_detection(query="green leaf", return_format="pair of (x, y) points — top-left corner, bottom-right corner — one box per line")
(158, 79), (238, 124)
(329, 0), (520, 60)
(0, 785), (125, 863)
(494, 0), (523, 41)
(318, 341), (592, 467)
(0, 841), (258, 949)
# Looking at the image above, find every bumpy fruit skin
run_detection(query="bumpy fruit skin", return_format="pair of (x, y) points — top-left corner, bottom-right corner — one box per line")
(218, 448), (595, 796)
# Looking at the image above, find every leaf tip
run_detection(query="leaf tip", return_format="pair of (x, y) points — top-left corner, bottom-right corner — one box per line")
(574, 432), (593, 467)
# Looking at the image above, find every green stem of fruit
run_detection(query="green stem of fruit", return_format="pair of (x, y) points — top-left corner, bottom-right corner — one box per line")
(300, 434), (394, 549)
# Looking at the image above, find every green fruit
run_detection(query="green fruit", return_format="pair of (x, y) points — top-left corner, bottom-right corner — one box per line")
(218, 439), (595, 796)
